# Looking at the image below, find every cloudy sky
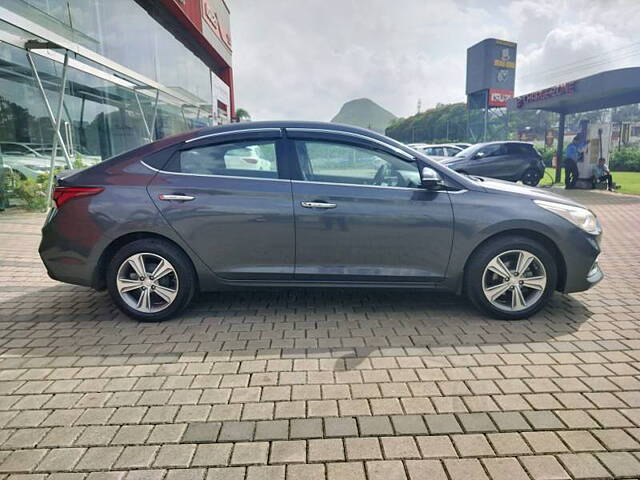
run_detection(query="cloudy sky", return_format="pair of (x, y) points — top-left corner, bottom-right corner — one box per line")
(231, 0), (640, 121)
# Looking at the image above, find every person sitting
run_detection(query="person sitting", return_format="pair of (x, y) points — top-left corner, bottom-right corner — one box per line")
(592, 157), (614, 191)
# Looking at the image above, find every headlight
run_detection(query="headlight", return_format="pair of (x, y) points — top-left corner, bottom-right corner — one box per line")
(534, 200), (601, 235)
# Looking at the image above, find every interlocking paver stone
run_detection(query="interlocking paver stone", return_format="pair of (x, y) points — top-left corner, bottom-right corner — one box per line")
(269, 440), (306, 464)
(191, 443), (232, 467)
(482, 458), (529, 480)
(557, 453), (612, 480)
(444, 458), (489, 480)
(345, 437), (382, 460)
(308, 438), (345, 462)
(596, 452), (640, 478)
(366, 460), (407, 480)
(520, 455), (571, 480)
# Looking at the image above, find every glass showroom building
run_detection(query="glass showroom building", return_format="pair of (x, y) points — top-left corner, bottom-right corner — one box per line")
(0, 0), (233, 168)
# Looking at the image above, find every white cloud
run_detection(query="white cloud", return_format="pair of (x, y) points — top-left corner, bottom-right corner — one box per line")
(230, 0), (638, 120)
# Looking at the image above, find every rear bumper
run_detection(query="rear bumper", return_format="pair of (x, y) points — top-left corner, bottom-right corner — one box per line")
(38, 209), (100, 288)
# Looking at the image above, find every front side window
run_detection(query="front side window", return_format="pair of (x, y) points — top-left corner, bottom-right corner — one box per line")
(476, 144), (505, 158)
(295, 140), (420, 188)
(166, 140), (278, 178)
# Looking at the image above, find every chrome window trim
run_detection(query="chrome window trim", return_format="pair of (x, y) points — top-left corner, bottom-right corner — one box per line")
(140, 160), (289, 183)
(185, 128), (283, 143)
(292, 179), (423, 192)
(286, 128), (415, 160)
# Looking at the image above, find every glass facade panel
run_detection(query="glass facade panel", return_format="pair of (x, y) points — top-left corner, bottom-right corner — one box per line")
(0, 0), (230, 174)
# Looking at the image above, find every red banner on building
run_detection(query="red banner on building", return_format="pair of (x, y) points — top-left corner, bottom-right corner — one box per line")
(488, 89), (513, 107)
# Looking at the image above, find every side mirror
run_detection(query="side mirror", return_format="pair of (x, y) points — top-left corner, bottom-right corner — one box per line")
(421, 167), (443, 189)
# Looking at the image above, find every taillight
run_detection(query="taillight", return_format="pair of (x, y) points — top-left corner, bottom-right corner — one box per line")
(53, 187), (104, 208)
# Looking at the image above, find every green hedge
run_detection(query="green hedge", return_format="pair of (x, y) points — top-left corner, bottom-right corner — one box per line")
(535, 146), (555, 167)
(610, 147), (640, 172)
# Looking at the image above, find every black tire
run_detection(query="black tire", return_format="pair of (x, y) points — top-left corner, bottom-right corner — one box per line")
(107, 238), (196, 322)
(464, 235), (557, 320)
(521, 168), (541, 186)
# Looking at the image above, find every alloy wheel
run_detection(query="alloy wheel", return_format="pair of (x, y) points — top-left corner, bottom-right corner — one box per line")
(481, 249), (547, 312)
(116, 252), (179, 313)
(522, 170), (539, 186)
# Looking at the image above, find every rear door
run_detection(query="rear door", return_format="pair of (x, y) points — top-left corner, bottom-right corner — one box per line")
(505, 143), (535, 179)
(147, 129), (295, 280)
(287, 129), (454, 282)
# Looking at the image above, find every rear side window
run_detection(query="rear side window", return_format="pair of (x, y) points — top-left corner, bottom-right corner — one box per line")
(507, 143), (535, 156)
(165, 140), (278, 179)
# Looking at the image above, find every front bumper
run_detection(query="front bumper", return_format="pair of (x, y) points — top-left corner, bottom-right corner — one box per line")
(560, 229), (603, 293)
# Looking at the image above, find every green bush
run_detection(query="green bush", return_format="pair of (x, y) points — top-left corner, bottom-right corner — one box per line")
(535, 145), (555, 167)
(610, 147), (640, 172)
(14, 173), (49, 211)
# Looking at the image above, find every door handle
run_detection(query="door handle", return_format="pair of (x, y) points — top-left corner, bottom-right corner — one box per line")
(158, 194), (195, 202)
(300, 201), (337, 209)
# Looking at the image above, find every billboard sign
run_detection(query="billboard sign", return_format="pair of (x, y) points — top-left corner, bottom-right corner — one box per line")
(466, 38), (517, 105)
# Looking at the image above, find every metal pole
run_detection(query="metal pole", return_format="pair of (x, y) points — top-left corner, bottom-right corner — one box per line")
(134, 88), (152, 139)
(149, 89), (159, 139)
(46, 51), (69, 209)
(25, 51), (73, 169)
(482, 90), (488, 142)
(556, 112), (565, 184)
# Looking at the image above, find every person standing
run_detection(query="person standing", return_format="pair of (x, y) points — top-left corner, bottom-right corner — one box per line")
(565, 135), (584, 189)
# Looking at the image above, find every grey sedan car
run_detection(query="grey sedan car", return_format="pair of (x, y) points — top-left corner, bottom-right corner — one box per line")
(39, 122), (603, 321)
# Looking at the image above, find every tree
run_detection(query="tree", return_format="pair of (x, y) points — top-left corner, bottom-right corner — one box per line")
(235, 108), (251, 122)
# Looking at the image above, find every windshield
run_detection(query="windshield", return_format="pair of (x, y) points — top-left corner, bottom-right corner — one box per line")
(455, 145), (479, 157)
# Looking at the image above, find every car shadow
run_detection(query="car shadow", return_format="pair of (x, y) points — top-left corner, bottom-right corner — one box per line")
(0, 285), (592, 372)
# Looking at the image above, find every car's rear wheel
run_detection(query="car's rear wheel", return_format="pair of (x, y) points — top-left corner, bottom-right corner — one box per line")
(465, 236), (557, 320)
(107, 239), (196, 321)
(521, 168), (541, 186)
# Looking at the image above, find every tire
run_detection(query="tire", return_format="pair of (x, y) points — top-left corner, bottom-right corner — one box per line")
(107, 239), (196, 322)
(464, 235), (557, 320)
(521, 168), (541, 187)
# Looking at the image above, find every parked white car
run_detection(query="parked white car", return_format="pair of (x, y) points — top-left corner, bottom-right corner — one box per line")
(224, 145), (273, 170)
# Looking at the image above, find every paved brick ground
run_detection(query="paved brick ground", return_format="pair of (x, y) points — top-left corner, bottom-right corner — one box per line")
(0, 188), (639, 479)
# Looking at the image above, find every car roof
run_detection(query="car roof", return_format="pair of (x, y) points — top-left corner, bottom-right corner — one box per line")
(184, 121), (385, 140)
(476, 141), (533, 146)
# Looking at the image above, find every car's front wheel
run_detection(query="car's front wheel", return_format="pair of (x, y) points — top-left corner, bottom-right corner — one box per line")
(521, 168), (541, 186)
(465, 236), (557, 320)
(107, 239), (196, 321)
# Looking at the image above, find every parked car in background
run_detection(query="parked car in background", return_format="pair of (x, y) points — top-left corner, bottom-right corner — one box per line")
(0, 154), (51, 179)
(440, 141), (545, 186)
(453, 143), (472, 149)
(420, 144), (464, 157)
(222, 144), (273, 170)
(40, 121), (602, 322)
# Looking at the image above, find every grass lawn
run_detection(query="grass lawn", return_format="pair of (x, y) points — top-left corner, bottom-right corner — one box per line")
(539, 168), (640, 195)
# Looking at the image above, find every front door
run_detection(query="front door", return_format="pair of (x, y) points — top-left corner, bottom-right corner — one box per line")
(287, 131), (454, 282)
(470, 143), (510, 179)
(148, 130), (295, 280)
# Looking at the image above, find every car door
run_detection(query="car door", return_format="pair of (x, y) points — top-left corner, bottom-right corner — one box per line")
(147, 129), (295, 280)
(467, 143), (509, 179)
(286, 129), (454, 282)
(505, 143), (533, 180)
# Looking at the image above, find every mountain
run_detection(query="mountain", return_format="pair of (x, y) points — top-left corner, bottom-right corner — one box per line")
(330, 98), (397, 134)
